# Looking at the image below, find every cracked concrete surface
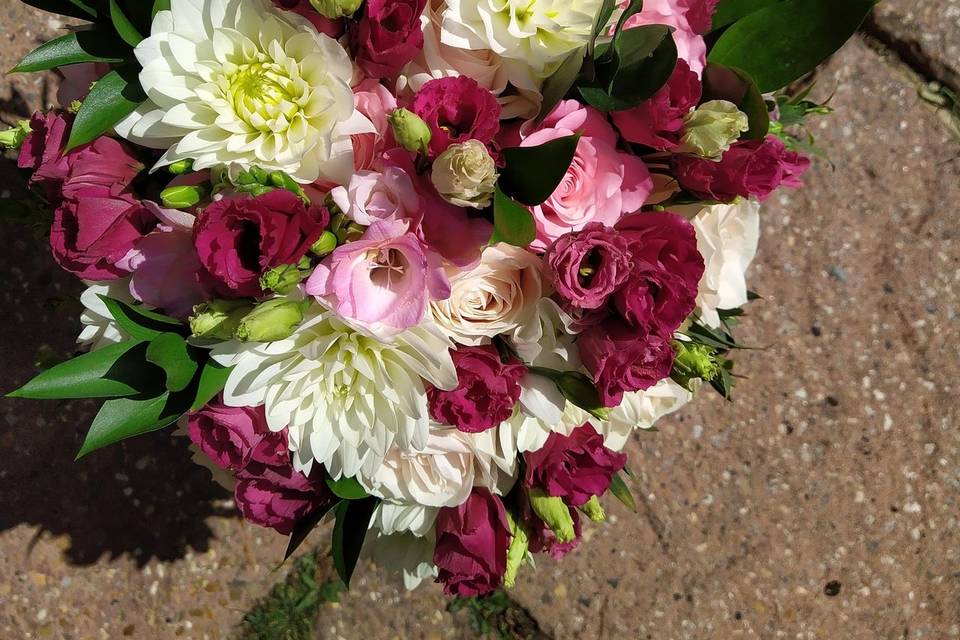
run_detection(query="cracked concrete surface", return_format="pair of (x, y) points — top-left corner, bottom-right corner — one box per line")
(1, 3), (959, 639)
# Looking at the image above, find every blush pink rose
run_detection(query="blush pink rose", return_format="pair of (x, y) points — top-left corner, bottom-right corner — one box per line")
(433, 488), (511, 597)
(330, 166), (419, 226)
(411, 76), (501, 157)
(305, 219), (450, 334)
(619, 0), (720, 75)
(611, 59), (701, 150)
(351, 0), (427, 78)
(510, 100), (653, 250)
(426, 345), (526, 433)
(352, 79), (399, 171)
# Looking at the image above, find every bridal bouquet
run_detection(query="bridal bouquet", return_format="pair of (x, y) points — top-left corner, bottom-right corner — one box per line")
(7, 0), (870, 596)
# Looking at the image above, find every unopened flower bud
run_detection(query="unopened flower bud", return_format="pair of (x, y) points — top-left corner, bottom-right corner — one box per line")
(679, 100), (749, 159)
(268, 170), (309, 203)
(0, 120), (30, 149)
(309, 0), (362, 18)
(234, 298), (310, 342)
(167, 159), (194, 175)
(431, 140), (498, 209)
(190, 299), (254, 339)
(310, 231), (338, 257)
(388, 108), (431, 156)
(671, 340), (719, 391)
(161, 184), (209, 209)
(528, 489), (575, 543)
(578, 495), (605, 522)
(259, 264), (304, 295)
(504, 511), (529, 589)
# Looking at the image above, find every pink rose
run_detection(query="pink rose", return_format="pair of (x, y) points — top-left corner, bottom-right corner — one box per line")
(234, 466), (333, 535)
(18, 111), (72, 199)
(51, 186), (157, 280)
(305, 219), (450, 333)
(523, 423), (627, 507)
(673, 136), (811, 202)
(194, 190), (327, 298)
(544, 223), (633, 311)
(611, 59), (701, 150)
(273, 0), (344, 37)
(511, 100), (653, 250)
(352, 79), (399, 171)
(187, 401), (277, 472)
(351, 0), (427, 78)
(578, 319), (676, 407)
(411, 76), (501, 157)
(426, 345), (526, 433)
(330, 167), (419, 226)
(612, 212), (704, 335)
(619, 0), (720, 75)
(433, 488), (510, 597)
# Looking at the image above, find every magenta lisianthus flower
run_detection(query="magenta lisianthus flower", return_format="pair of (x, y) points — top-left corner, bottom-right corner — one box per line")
(187, 401), (276, 472)
(126, 225), (206, 320)
(351, 0), (427, 78)
(433, 488), (510, 597)
(426, 345), (526, 433)
(18, 111), (72, 198)
(233, 465), (333, 535)
(523, 423), (627, 507)
(193, 190), (327, 298)
(544, 223), (634, 311)
(59, 135), (144, 199)
(611, 59), (702, 150)
(305, 219), (450, 334)
(578, 319), (676, 407)
(618, 0), (720, 75)
(411, 76), (501, 157)
(521, 494), (582, 560)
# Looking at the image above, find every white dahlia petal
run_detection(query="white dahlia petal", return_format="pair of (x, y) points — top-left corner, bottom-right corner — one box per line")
(77, 281), (134, 351)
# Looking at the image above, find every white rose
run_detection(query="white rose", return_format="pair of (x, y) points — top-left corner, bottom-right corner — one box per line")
(430, 243), (545, 346)
(692, 199), (760, 328)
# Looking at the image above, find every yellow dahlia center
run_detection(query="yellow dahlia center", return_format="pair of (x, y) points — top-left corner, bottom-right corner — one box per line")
(223, 62), (301, 132)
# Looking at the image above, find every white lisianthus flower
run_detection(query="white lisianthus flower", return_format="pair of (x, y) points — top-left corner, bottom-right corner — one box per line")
(441, 0), (603, 77)
(211, 309), (457, 480)
(116, 0), (373, 184)
(691, 199), (761, 328)
(78, 281), (134, 350)
(363, 530), (438, 590)
(430, 243), (545, 346)
(598, 379), (693, 451)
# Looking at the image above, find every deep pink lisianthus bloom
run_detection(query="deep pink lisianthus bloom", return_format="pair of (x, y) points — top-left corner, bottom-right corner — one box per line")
(618, 0), (720, 75)
(194, 190), (327, 298)
(234, 465), (333, 535)
(187, 401), (276, 472)
(305, 219), (450, 334)
(411, 76), (501, 157)
(612, 211), (704, 334)
(544, 223), (634, 311)
(578, 318), (676, 407)
(509, 100), (653, 251)
(525, 502), (582, 560)
(126, 228), (206, 319)
(51, 186), (157, 280)
(433, 488), (510, 597)
(523, 423), (627, 507)
(427, 345), (526, 433)
(673, 136), (811, 202)
(611, 59), (701, 150)
(351, 0), (427, 78)
(352, 79), (399, 171)
(57, 62), (109, 107)
(18, 111), (72, 199)
(60, 135), (144, 199)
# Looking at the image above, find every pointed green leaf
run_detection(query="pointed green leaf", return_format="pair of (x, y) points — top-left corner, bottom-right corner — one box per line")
(588, 0), (617, 58)
(499, 134), (580, 206)
(325, 476), (369, 500)
(99, 296), (186, 341)
(11, 29), (128, 73)
(536, 47), (586, 125)
(284, 499), (340, 561)
(582, 25), (677, 110)
(18, 0), (100, 20)
(710, 0), (780, 32)
(190, 360), (233, 412)
(609, 472), (637, 512)
(8, 340), (162, 400)
(489, 187), (536, 248)
(145, 333), (199, 392)
(331, 497), (380, 588)
(108, 0), (144, 47)
(76, 390), (190, 458)
(66, 66), (146, 151)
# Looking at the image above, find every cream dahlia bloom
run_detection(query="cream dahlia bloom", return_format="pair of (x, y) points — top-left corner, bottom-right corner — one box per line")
(372, 501), (438, 537)
(116, 0), (372, 184)
(691, 199), (760, 328)
(441, 0), (603, 77)
(210, 309), (457, 480)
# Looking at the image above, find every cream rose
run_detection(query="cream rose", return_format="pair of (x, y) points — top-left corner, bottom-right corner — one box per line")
(691, 199), (760, 328)
(430, 243), (545, 345)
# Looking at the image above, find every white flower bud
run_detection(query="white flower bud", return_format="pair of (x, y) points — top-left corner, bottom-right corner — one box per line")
(430, 140), (498, 209)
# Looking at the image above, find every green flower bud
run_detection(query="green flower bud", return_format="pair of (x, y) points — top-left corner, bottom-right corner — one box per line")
(189, 299), (254, 339)
(250, 165), (270, 185)
(504, 511), (530, 589)
(309, 0), (362, 18)
(679, 100), (750, 159)
(670, 340), (720, 391)
(0, 120), (31, 149)
(578, 495), (605, 522)
(160, 184), (209, 209)
(259, 264), (305, 295)
(528, 489), (575, 543)
(268, 170), (309, 203)
(234, 298), (310, 343)
(388, 108), (432, 156)
(167, 159), (194, 175)
(431, 140), (498, 209)
(310, 230), (338, 257)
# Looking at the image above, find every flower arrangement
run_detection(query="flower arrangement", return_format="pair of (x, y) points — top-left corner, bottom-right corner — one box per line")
(5, 0), (871, 596)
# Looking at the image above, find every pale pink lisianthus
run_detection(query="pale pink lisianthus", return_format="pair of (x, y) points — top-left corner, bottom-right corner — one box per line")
(352, 79), (399, 172)
(510, 100), (653, 251)
(618, 0), (719, 76)
(331, 167), (420, 226)
(305, 219), (451, 335)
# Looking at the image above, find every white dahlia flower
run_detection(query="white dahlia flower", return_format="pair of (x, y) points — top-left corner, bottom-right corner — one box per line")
(210, 309), (458, 480)
(116, 0), (372, 184)
(78, 281), (134, 350)
(372, 501), (438, 537)
(441, 0), (603, 77)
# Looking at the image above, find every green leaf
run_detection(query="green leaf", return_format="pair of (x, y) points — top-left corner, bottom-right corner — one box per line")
(11, 29), (128, 73)
(710, 0), (780, 31)
(325, 476), (369, 500)
(529, 367), (611, 420)
(489, 187), (536, 248)
(582, 25), (677, 111)
(145, 333), (199, 392)
(17, 0), (100, 20)
(66, 65), (146, 151)
(588, 0), (617, 58)
(8, 340), (162, 400)
(499, 134), (580, 206)
(109, 0), (144, 47)
(707, 0), (876, 93)
(190, 360), (233, 412)
(284, 500), (340, 562)
(76, 389), (189, 458)
(152, 0), (171, 18)
(99, 296), (186, 342)
(536, 47), (585, 125)
(609, 472), (637, 512)
(684, 321), (740, 351)
(702, 63), (770, 140)
(331, 497), (380, 588)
